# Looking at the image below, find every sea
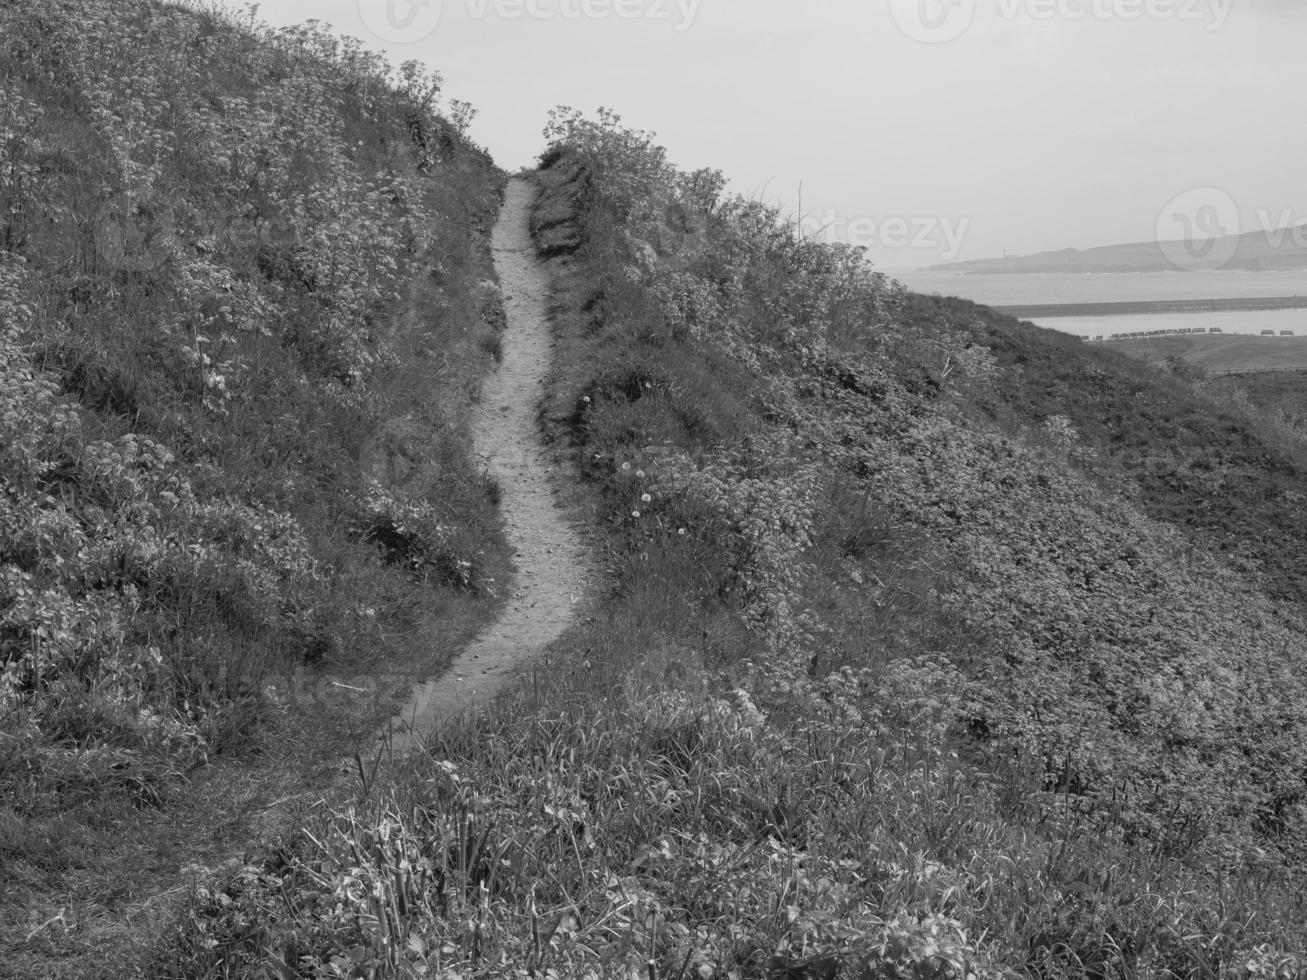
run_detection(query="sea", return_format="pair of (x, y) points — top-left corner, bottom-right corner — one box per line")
(890, 270), (1307, 339)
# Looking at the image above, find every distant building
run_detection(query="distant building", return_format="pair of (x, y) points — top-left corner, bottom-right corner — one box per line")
(1209, 327), (1222, 333)
(1282, 330), (1295, 336)
(1261, 329), (1276, 336)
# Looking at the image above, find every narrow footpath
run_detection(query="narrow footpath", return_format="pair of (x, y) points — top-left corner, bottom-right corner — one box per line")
(383, 177), (585, 753)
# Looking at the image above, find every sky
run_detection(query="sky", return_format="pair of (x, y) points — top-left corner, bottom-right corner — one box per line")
(237, 0), (1307, 268)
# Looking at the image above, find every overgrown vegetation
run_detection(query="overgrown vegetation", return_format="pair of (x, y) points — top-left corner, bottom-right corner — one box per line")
(1, 0), (505, 973)
(1206, 369), (1307, 440)
(160, 106), (1307, 978)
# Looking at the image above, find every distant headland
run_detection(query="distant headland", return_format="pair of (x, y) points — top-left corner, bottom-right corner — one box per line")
(932, 230), (1307, 275)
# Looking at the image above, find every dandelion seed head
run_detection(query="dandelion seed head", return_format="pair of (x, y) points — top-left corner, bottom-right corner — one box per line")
(632, 510), (641, 518)
(641, 493), (652, 503)
(621, 462), (632, 472)
(636, 470), (646, 479)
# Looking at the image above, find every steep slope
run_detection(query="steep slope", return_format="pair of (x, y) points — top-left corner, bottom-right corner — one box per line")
(530, 141), (1307, 858)
(0, 1), (505, 974)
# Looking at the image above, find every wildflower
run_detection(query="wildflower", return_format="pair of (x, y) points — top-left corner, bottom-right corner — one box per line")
(678, 528), (686, 535)
(621, 462), (632, 472)
(632, 510), (641, 518)
(641, 493), (652, 503)
(583, 395), (591, 403)
(636, 470), (646, 478)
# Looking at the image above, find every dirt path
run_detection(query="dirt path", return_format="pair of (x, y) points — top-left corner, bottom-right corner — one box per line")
(382, 177), (584, 754)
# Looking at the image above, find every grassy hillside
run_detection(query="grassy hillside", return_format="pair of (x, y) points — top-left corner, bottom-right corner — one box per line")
(1207, 370), (1307, 436)
(1102, 333), (1307, 373)
(159, 111), (1307, 979)
(1101, 336), (1307, 447)
(0, 1), (505, 974)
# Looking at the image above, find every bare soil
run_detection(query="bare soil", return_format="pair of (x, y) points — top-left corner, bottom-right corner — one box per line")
(382, 177), (586, 753)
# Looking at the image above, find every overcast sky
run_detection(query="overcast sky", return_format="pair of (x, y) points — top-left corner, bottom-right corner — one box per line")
(238, 0), (1307, 267)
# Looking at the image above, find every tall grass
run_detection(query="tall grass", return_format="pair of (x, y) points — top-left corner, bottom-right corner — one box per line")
(160, 692), (1307, 978)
